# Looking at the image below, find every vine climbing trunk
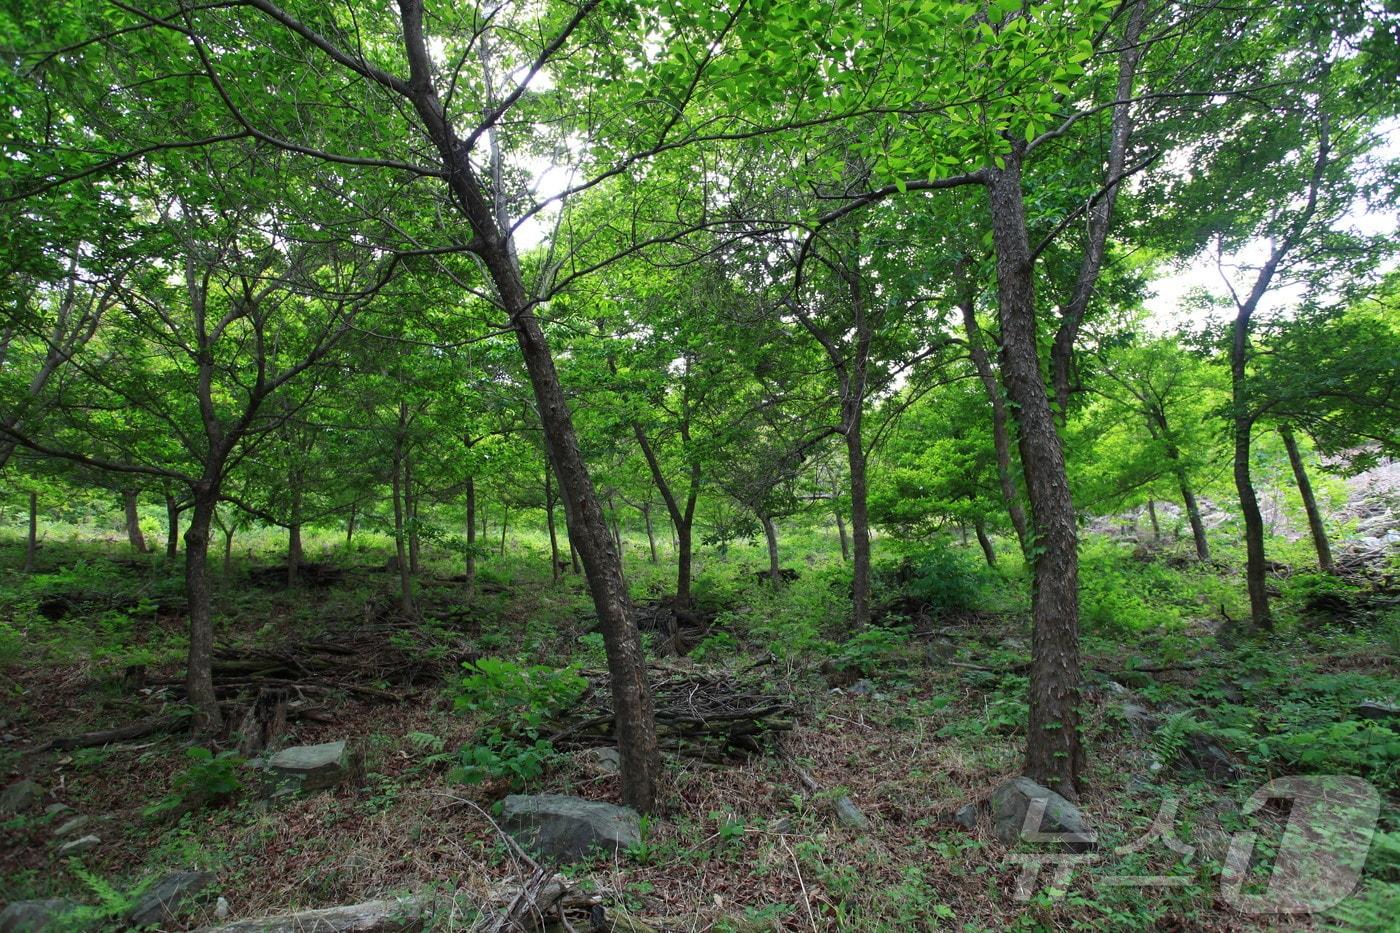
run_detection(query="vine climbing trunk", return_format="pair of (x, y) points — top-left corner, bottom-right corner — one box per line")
(986, 145), (1084, 799)
(1280, 425), (1334, 573)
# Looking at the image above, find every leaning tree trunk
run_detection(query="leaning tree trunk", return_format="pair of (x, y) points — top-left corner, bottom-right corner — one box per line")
(987, 148), (1084, 799)
(761, 514), (781, 586)
(642, 504), (657, 564)
(1172, 462), (1210, 561)
(122, 489), (147, 553)
(1146, 500), (1160, 542)
(184, 486), (222, 734)
(23, 490), (37, 572)
(400, 17), (657, 808)
(545, 467), (560, 583)
(974, 517), (998, 568)
(1279, 424), (1334, 573)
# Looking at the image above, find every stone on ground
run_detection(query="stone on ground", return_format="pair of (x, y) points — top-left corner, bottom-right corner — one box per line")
(500, 794), (640, 861)
(0, 899), (78, 933)
(950, 803), (977, 830)
(194, 896), (424, 932)
(832, 795), (870, 831)
(127, 870), (217, 928)
(577, 747), (621, 776)
(0, 780), (43, 815)
(52, 815), (90, 839)
(991, 777), (1095, 852)
(56, 834), (100, 856)
(265, 740), (348, 792)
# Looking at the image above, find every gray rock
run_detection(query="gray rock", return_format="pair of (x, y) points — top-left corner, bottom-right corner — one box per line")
(832, 795), (870, 831)
(193, 896), (424, 932)
(1178, 733), (1238, 783)
(951, 803), (977, 830)
(0, 898), (78, 933)
(0, 780), (43, 815)
(42, 803), (72, 818)
(53, 815), (90, 838)
(127, 870), (217, 928)
(265, 740), (348, 792)
(214, 897), (230, 920)
(56, 834), (100, 856)
(1357, 700), (1399, 722)
(500, 794), (640, 861)
(1120, 703), (1158, 735)
(577, 747), (621, 776)
(991, 777), (1095, 852)
(847, 679), (876, 696)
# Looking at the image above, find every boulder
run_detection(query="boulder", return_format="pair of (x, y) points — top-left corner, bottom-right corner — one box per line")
(265, 740), (348, 792)
(0, 898), (78, 933)
(1357, 700), (1399, 723)
(53, 815), (90, 839)
(56, 834), (100, 856)
(991, 777), (1095, 852)
(950, 803), (977, 830)
(194, 897), (424, 932)
(127, 871), (217, 928)
(500, 794), (640, 862)
(0, 780), (43, 815)
(831, 795), (870, 831)
(577, 747), (621, 777)
(1178, 733), (1238, 783)
(42, 803), (72, 819)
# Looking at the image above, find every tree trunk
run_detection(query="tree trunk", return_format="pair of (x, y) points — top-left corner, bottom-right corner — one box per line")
(399, 13), (658, 808)
(391, 418), (414, 616)
(987, 148), (1084, 799)
(632, 424), (699, 607)
(1280, 425), (1334, 573)
(405, 456), (420, 574)
(961, 285), (1031, 554)
(287, 522), (302, 586)
(23, 490), (37, 572)
(1231, 312), (1272, 629)
(165, 492), (180, 559)
(1146, 500), (1160, 542)
(835, 509), (849, 562)
(184, 487), (222, 734)
(1178, 476), (1210, 561)
(845, 406), (872, 628)
(974, 517), (998, 568)
(642, 504), (657, 564)
(499, 503), (509, 558)
(122, 489), (147, 553)
(761, 514), (780, 586)
(465, 476), (477, 591)
(545, 467), (560, 583)
(345, 501), (356, 549)
(222, 522), (234, 578)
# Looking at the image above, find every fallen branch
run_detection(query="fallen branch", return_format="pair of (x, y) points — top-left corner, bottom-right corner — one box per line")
(29, 711), (189, 754)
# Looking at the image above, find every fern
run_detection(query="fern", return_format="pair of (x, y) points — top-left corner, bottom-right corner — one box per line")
(406, 731), (446, 754)
(1150, 711), (1199, 764)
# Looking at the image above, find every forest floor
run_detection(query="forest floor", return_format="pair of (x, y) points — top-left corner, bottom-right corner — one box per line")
(0, 531), (1396, 932)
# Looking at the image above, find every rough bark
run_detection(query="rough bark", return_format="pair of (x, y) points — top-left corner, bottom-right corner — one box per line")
(397, 0), (657, 810)
(1179, 476), (1210, 562)
(986, 146), (1083, 799)
(960, 279), (1030, 553)
(184, 486), (222, 734)
(634, 423), (699, 606)
(1231, 314), (1272, 630)
(1280, 425), (1334, 573)
(165, 492), (180, 559)
(974, 517), (998, 568)
(23, 490), (37, 572)
(122, 489), (148, 553)
(762, 514), (781, 586)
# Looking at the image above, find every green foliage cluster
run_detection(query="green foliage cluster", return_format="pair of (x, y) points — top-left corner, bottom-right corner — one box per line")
(144, 747), (244, 819)
(450, 658), (588, 788)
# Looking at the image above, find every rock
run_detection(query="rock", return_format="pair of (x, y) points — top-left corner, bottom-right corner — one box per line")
(577, 747), (621, 776)
(42, 803), (72, 818)
(53, 815), (90, 838)
(847, 679), (876, 696)
(214, 898), (230, 920)
(1120, 703), (1158, 735)
(127, 871), (217, 928)
(500, 794), (640, 861)
(951, 803), (977, 830)
(991, 777), (1095, 852)
(56, 834), (100, 856)
(1357, 700), (1399, 723)
(1178, 733), (1238, 783)
(194, 896), (424, 932)
(0, 780), (43, 815)
(0, 898), (78, 933)
(265, 740), (348, 792)
(832, 795), (870, 831)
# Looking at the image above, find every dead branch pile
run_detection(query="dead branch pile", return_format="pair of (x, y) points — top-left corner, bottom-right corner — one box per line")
(550, 666), (795, 763)
(631, 599), (720, 655)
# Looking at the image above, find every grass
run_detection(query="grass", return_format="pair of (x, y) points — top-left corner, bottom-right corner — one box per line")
(0, 519), (1396, 931)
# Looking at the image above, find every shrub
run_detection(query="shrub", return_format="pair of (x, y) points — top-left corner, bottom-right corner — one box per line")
(144, 747), (243, 818)
(451, 657), (587, 788)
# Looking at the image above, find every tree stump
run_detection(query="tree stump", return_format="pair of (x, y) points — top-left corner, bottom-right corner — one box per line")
(236, 687), (289, 757)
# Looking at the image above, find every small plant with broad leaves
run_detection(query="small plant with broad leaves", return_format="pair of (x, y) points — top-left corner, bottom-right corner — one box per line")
(450, 657), (587, 788)
(144, 747), (243, 819)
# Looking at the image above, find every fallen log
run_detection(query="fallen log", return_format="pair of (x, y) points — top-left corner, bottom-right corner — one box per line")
(30, 712), (189, 754)
(195, 897), (424, 933)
